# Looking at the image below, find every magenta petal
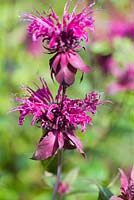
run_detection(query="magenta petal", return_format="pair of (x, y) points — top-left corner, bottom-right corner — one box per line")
(110, 195), (122, 200)
(67, 131), (85, 156)
(119, 168), (128, 193)
(46, 104), (59, 120)
(50, 53), (61, 73)
(58, 131), (64, 149)
(130, 166), (134, 184)
(49, 33), (57, 48)
(56, 66), (75, 85)
(67, 51), (91, 72)
(55, 53), (75, 85)
(50, 51), (91, 85)
(32, 131), (58, 160)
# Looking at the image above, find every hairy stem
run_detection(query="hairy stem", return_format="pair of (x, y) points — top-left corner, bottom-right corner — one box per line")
(52, 150), (62, 200)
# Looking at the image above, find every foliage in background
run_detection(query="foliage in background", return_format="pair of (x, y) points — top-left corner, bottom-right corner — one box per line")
(0, 0), (134, 199)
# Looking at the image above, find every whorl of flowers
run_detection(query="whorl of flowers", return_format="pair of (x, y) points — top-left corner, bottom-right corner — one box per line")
(11, 78), (105, 160)
(21, 0), (95, 85)
(22, 1), (94, 52)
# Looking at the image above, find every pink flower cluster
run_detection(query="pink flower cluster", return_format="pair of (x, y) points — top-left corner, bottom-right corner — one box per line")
(58, 181), (70, 195)
(49, 50), (91, 85)
(110, 19), (134, 40)
(22, 1), (94, 51)
(11, 0), (109, 162)
(22, 0), (94, 85)
(108, 64), (134, 94)
(11, 78), (105, 160)
(110, 166), (134, 200)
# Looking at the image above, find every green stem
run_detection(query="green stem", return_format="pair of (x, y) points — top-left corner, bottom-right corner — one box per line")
(59, 194), (63, 200)
(52, 150), (62, 200)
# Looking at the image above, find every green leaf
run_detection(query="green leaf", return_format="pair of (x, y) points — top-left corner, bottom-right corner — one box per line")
(64, 168), (79, 185)
(43, 171), (56, 188)
(41, 156), (54, 170)
(98, 185), (113, 200)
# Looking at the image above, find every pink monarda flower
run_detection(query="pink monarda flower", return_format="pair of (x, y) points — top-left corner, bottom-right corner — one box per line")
(58, 180), (70, 195)
(107, 64), (134, 94)
(107, 4), (134, 40)
(96, 54), (119, 75)
(11, 78), (105, 160)
(110, 166), (134, 200)
(22, 0), (94, 85)
(109, 19), (134, 40)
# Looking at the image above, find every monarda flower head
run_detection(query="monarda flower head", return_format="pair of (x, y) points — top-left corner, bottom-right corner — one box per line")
(110, 19), (134, 39)
(107, 64), (134, 94)
(110, 166), (134, 200)
(11, 78), (105, 160)
(22, 0), (95, 85)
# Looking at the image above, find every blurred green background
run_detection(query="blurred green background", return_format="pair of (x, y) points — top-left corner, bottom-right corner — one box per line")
(0, 0), (134, 199)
